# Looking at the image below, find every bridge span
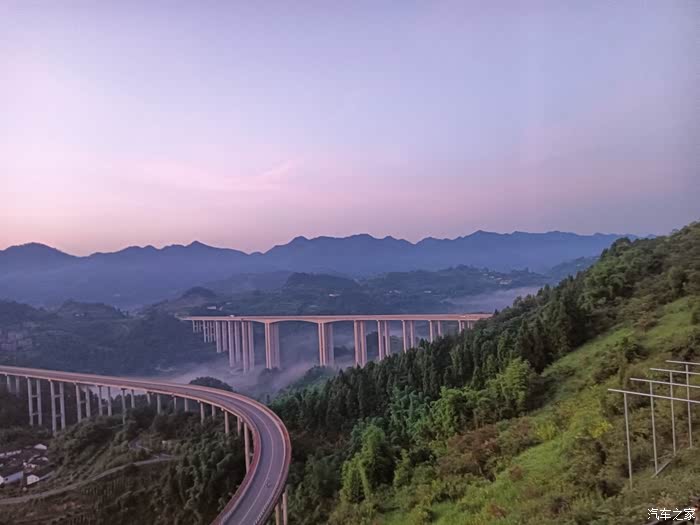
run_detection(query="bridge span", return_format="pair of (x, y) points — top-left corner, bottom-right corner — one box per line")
(0, 365), (292, 525)
(183, 313), (492, 373)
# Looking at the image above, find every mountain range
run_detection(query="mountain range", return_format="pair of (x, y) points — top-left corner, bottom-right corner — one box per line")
(0, 231), (632, 308)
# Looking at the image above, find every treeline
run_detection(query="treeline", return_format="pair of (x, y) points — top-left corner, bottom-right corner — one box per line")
(272, 222), (700, 524)
(0, 306), (213, 375)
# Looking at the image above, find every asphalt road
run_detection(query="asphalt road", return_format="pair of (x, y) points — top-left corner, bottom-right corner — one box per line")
(0, 365), (292, 525)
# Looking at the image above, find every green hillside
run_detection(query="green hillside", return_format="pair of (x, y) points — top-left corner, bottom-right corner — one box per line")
(272, 222), (700, 524)
(160, 265), (549, 317)
(0, 301), (213, 375)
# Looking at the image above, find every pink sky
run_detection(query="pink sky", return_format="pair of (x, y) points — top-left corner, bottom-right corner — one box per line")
(1, 2), (698, 255)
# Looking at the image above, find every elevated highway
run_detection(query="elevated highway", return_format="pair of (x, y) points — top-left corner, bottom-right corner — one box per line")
(0, 365), (292, 525)
(184, 313), (492, 372)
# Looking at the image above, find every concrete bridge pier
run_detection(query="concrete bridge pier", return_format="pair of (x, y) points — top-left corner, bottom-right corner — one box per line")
(353, 320), (367, 366)
(384, 321), (392, 357)
(244, 422), (251, 471)
(224, 412), (230, 435)
(49, 380), (66, 434)
(317, 322), (334, 367)
(97, 386), (104, 415)
(84, 386), (91, 418)
(265, 322), (281, 370)
(27, 377), (42, 426)
(75, 383), (84, 422)
(227, 321), (237, 368)
(107, 387), (113, 416)
(157, 394), (163, 414)
(215, 321), (223, 353)
(199, 401), (205, 424)
(428, 320), (436, 342)
(377, 320), (392, 360)
(5, 374), (11, 394)
(120, 389), (127, 424)
(240, 321), (255, 372)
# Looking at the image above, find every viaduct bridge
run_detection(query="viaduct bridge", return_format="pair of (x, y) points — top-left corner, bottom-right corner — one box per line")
(0, 365), (292, 525)
(184, 313), (492, 373)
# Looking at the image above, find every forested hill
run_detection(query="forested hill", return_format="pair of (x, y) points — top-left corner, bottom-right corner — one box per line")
(0, 301), (213, 374)
(160, 265), (547, 316)
(273, 222), (700, 524)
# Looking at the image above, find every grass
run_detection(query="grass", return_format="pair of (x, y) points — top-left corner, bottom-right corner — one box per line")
(377, 297), (699, 525)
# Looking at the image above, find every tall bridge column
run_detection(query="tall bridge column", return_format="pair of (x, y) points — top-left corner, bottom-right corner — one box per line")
(221, 321), (229, 355)
(5, 374), (11, 394)
(75, 383), (83, 423)
(241, 322), (250, 372)
(265, 322), (273, 369)
(247, 322), (255, 370)
(383, 321), (391, 357)
(215, 321), (222, 353)
(317, 323), (326, 366)
(36, 378), (43, 426)
(234, 321), (242, 366)
(227, 321), (236, 368)
(376, 320), (385, 360)
(402, 321), (408, 353)
(84, 386), (91, 418)
(241, 321), (257, 372)
(59, 382), (66, 430)
(437, 320), (443, 337)
(121, 389), (127, 424)
(282, 488), (289, 525)
(107, 387), (113, 416)
(27, 377), (41, 426)
(272, 323), (281, 369)
(429, 320), (436, 342)
(409, 320), (416, 348)
(244, 422), (251, 471)
(353, 320), (367, 367)
(317, 322), (334, 367)
(97, 386), (104, 416)
(49, 380), (64, 434)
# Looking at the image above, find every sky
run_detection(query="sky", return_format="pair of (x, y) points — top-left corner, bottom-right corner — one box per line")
(1, 1), (698, 255)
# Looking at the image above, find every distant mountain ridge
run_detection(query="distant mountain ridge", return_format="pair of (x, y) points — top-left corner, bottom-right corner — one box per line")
(0, 231), (634, 308)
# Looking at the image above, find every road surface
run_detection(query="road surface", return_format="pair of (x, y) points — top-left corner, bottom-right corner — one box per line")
(0, 365), (292, 525)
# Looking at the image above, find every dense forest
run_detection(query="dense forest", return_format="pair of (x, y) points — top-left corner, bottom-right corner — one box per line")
(0, 301), (213, 374)
(0, 379), (245, 525)
(164, 265), (549, 317)
(272, 222), (700, 524)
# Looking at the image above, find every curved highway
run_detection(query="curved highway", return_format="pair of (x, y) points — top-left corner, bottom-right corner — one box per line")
(0, 365), (292, 525)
